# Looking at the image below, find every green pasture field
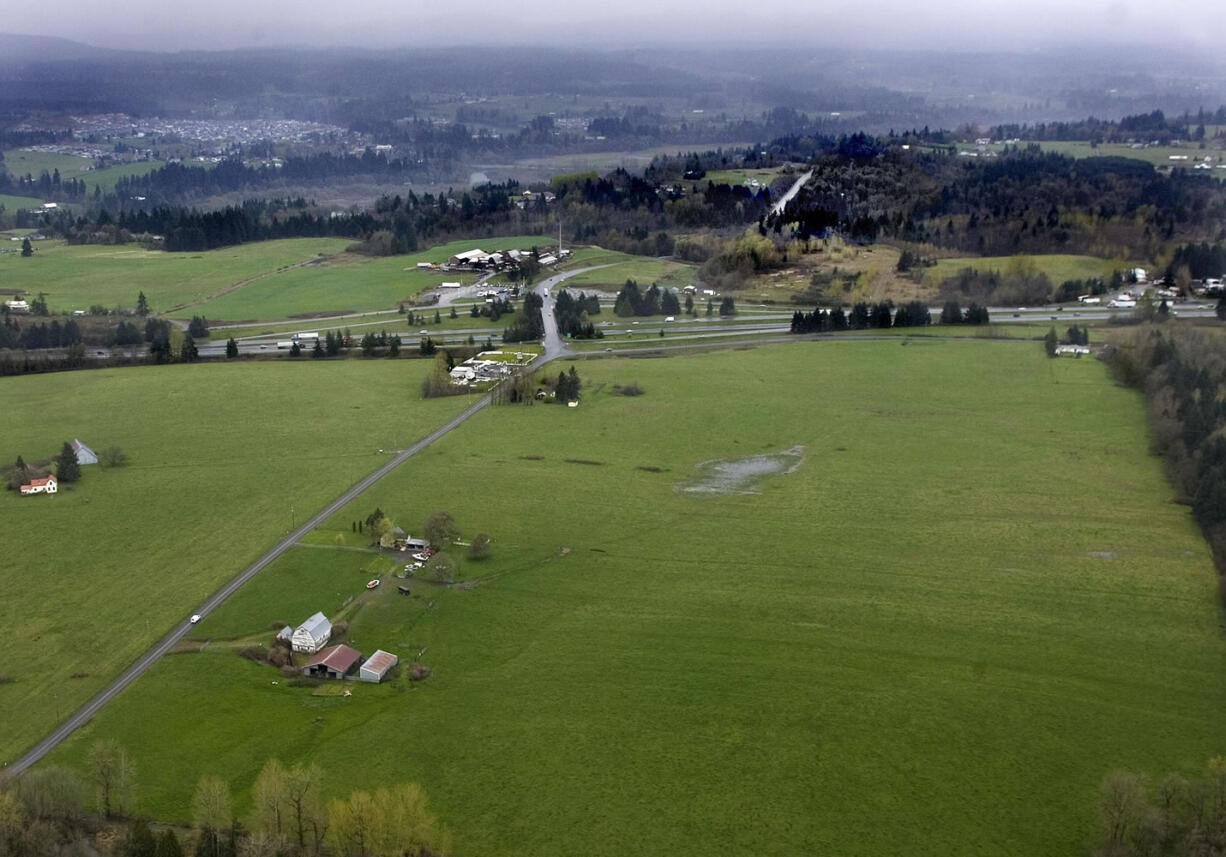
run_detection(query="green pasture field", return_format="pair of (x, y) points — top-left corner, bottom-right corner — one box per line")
(0, 360), (477, 762)
(983, 140), (1224, 166)
(923, 253), (1118, 288)
(703, 166), (784, 186)
(558, 251), (697, 291)
(47, 341), (1226, 856)
(188, 236), (552, 321)
(0, 238), (352, 313)
(0, 193), (44, 211)
(2, 149), (165, 194)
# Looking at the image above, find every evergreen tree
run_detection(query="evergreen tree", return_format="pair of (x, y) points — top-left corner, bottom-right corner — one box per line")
(312, 340), (325, 359)
(21, 237), (32, 257)
(449, 305), (458, 319)
(225, 338), (238, 358)
(153, 829), (184, 857)
(1044, 327), (1059, 357)
(289, 341), (301, 357)
(136, 291), (149, 316)
(123, 819), (158, 857)
(57, 441), (80, 483)
(434, 309), (441, 324)
(389, 335), (401, 357)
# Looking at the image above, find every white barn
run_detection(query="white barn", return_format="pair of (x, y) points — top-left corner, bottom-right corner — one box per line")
(291, 612), (332, 654)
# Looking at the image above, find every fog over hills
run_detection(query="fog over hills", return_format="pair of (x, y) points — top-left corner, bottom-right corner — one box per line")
(4, 0), (1226, 52)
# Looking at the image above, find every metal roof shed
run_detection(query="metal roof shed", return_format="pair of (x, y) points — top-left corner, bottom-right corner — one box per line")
(359, 650), (398, 683)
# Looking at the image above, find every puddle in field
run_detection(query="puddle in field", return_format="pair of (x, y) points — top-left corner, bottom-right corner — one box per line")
(679, 446), (805, 496)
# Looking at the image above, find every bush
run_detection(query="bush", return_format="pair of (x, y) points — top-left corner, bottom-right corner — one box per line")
(99, 445), (128, 467)
(332, 621), (349, 636)
(467, 532), (491, 560)
(238, 646), (266, 663)
(409, 662), (432, 681)
(279, 664), (298, 678)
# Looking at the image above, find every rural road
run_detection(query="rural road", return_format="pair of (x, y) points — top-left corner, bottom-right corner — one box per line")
(2, 264), (608, 781)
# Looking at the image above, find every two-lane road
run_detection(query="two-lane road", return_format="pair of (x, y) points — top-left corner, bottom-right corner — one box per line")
(2, 264), (609, 781)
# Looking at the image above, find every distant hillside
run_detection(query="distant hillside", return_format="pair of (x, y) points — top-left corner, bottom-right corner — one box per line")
(0, 33), (120, 64)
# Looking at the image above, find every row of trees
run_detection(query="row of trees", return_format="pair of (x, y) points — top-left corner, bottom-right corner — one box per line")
(1095, 757), (1226, 856)
(1108, 327), (1226, 567)
(612, 280), (681, 318)
(1, 739), (449, 856)
(791, 300), (988, 334)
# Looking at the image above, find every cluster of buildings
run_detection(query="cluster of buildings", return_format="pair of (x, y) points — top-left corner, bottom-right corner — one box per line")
(449, 350), (531, 386)
(17, 440), (95, 497)
(443, 246), (571, 272)
(279, 611), (398, 683)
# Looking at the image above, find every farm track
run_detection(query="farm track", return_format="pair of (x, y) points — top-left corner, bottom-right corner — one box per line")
(163, 254), (333, 314)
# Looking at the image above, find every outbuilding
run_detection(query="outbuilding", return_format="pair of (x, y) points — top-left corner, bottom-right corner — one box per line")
(291, 612), (332, 654)
(71, 439), (98, 465)
(302, 644), (362, 679)
(359, 649), (398, 683)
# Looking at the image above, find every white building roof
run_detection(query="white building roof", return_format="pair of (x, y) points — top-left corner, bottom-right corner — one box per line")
(296, 611), (331, 640)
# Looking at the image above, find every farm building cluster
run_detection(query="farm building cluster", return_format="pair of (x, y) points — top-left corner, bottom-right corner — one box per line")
(16, 439), (96, 497)
(279, 611), (398, 683)
(428, 246), (572, 272)
(448, 350), (534, 386)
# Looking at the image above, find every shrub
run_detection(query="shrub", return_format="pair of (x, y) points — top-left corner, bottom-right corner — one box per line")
(409, 662), (432, 681)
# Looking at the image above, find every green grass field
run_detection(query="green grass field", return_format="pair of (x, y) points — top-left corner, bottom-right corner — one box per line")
(3, 149), (165, 195)
(0, 193), (44, 211)
(0, 360), (478, 762)
(0, 238), (353, 314)
(0, 235), (559, 319)
(924, 253), (1118, 287)
(560, 250), (697, 291)
(44, 341), (1226, 856)
(982, 141), (1224, 167)
(703, 167), (784, 186)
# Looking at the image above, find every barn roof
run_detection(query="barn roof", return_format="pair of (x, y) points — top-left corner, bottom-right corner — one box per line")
(305, 644), (361, 673)
(363, 650), (398, 673)
(296, 612), (331, 639)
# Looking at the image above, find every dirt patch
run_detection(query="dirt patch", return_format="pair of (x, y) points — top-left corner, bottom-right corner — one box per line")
(678, 446), (805, 496)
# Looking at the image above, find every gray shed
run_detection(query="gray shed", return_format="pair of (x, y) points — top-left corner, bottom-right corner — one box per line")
(275, 625), (294, 643)
(71, 439), (98, 465)
(359, 650), (398, 683)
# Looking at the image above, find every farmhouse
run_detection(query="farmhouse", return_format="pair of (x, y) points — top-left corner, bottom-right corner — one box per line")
(4, 299), (29, 313)
(19, 474), (57, 496)
(71, 439), (98, 465)
(291, 612), (332, 654)
(301, 644), (362, 680)
(359, 649), (398, 683)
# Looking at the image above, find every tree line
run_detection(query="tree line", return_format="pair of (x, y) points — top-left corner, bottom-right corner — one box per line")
(1108, 327), (1226, 575)
(0, 741), (450, 857)
(789, 300), (988, 333)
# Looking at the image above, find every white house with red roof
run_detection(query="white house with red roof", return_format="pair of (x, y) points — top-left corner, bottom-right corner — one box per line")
(20, 474), (57, 496)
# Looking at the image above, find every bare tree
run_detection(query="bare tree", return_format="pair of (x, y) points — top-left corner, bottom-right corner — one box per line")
(89, 739), (123, 818)
(251, 758), (288, 841)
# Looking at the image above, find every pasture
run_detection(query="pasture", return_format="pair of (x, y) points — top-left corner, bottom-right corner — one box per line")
(0, 238), (353, 313)
(924, 253), (1118, 287)
(0, 193), (44, 211)
(982, 140), (1225, 168)
(0, 359), (477, 763)
(560, 249), (697, 291)
(2, 149), (164, 194)
(45, 341), (1226, 857)
(0, 235), (552, 319)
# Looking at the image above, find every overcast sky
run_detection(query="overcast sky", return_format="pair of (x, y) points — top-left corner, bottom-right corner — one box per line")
(13, 0), (1226, 52)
